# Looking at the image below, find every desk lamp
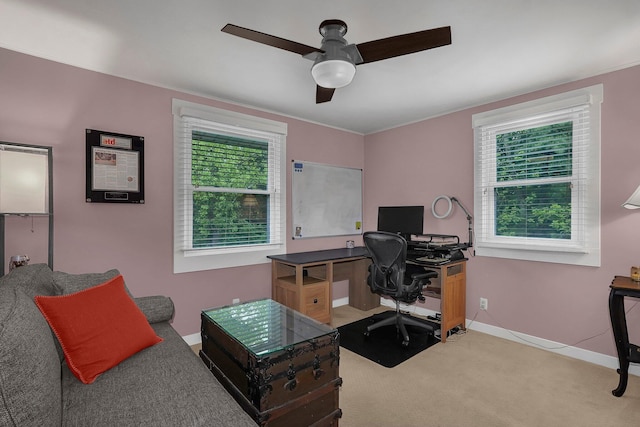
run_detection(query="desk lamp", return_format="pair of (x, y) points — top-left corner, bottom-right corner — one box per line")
(431, 195), (474, 249)
(623, 184), (640, 209)
(623, 184), (640, 280)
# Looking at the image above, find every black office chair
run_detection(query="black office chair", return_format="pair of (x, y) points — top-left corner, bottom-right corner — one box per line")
(363, 231), (438, 347)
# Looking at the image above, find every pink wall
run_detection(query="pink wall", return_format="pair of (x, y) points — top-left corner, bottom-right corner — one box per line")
(0, 48), (363, 336)
(3, 46), (640, 359)
(364, 65), (640, 357)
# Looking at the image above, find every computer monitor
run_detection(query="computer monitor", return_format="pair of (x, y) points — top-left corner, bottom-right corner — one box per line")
(377, 206), (424, 241)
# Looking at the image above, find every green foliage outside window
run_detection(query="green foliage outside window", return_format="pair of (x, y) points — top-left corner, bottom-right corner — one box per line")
(191, 132), (270, 248)
(495, 122), (573, 239)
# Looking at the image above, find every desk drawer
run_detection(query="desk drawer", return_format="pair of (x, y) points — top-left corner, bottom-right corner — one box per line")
(303, 283), (331, 324)
(447, 263), (464, 276)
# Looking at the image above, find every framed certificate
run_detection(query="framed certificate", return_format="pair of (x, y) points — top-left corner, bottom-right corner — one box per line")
(86, 129), (144, 203)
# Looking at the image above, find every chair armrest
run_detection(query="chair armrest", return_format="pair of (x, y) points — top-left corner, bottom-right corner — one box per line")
(134, 296), (175, 324)
(411, 270), (438, 281)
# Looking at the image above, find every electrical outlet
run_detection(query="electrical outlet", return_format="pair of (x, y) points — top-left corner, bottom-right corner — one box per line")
(232, 298), (240, 304)
(480, 297), (488, 311)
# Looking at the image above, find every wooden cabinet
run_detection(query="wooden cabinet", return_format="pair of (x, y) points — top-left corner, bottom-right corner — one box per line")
(422, 260), (466, 343)
(271, 260), (333, 324)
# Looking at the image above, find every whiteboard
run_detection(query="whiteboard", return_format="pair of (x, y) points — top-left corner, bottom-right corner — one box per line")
(292, 160), (363, 239)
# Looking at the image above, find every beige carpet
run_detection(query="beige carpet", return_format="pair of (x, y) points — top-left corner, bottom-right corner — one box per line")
(332, 305), (640, 427)
(193, 305), (640, 426)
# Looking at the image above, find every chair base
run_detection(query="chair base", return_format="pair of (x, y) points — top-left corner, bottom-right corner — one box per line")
(365, 301), (434, 347)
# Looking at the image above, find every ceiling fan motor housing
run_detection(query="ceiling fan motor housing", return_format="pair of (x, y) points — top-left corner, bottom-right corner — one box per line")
(312, 20), (362, 88)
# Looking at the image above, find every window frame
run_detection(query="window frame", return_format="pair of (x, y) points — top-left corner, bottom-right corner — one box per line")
(172, 99), (287, 273)
(472, 84), (602, 266)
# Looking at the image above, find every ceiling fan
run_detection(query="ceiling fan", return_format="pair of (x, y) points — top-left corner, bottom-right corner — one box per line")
(221, 20), (452, 104)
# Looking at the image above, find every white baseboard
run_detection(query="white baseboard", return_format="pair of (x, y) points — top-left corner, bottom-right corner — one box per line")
(377, 298), (640, 377)
(333, 297), (349, 308)
(183, 332), (201, 347)
(466, 317), (640, 377)
(184, 298), (639, 378)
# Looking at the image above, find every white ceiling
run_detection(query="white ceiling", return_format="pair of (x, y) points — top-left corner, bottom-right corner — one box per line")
(2, 0), (640, 134)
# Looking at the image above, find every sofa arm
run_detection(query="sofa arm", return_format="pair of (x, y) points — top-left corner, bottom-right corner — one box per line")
(134, 296), (175, 324)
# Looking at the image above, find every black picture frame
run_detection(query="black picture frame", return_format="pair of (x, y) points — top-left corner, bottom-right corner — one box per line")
(85, 129), (145, 204)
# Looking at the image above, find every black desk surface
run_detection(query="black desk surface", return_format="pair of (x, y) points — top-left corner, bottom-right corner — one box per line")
(268, 246), (467, 267)
(267, 247), (369, 265)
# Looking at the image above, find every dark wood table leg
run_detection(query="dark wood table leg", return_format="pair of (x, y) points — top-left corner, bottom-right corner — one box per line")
(609, 289), (630, 397)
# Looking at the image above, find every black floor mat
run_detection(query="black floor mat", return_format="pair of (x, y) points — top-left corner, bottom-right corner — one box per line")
(337, 310), (440, 368)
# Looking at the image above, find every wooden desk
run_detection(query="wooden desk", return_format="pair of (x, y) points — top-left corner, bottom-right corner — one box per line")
(268, 248), (378, 325)
(268, 248), (467, 343)
(609, 275), (640, 397)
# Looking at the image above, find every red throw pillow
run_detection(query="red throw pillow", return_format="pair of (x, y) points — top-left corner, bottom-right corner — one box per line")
(34, 275), (162, 384)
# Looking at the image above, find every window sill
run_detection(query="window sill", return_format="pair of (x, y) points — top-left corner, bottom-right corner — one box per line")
(475, 245), (600, 267)
(174, 243), (286, 273)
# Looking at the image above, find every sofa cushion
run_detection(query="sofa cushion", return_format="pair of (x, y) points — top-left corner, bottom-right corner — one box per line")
(61, 322), (256, 427)
(0, 263), (68, 362)
(52, 269), (173, 323)
(35, 275), (162, 384)
(52, 268), (130, 296)
(0, 286), (62, 427)
(0, 263), (56, 298)
(134, 295), (175, 324)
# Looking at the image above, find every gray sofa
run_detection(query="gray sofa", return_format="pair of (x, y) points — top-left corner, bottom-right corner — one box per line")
(0, 264), (255, 427)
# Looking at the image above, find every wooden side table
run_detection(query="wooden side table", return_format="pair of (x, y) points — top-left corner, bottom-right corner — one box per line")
(609, 275), (640, 397)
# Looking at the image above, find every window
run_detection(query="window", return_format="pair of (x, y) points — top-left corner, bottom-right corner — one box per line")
(173, 99), (287, 273)
(472, 84), (602, 266)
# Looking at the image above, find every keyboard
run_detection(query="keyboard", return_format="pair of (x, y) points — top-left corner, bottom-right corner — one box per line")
(410, 256), (450, 266)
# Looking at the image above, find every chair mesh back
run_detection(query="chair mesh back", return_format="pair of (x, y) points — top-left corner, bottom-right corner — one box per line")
(363, 231), (407, 296)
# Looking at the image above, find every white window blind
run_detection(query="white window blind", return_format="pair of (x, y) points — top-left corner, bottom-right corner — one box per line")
(472, 84), (602, 266)
(173, 99), (286, 273)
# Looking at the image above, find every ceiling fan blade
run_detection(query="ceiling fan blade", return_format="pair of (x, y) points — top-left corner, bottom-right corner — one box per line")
(222, 24), (323, 56)
(316, 86), (335, 104)
(355, 26), (451, 64)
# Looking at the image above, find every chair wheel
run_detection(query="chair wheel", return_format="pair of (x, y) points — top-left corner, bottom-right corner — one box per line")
(363, 331), (370, 338)
(401, 340), (409, 347)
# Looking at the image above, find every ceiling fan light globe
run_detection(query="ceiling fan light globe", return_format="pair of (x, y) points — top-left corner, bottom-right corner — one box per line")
(311, 59), (356, 89)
